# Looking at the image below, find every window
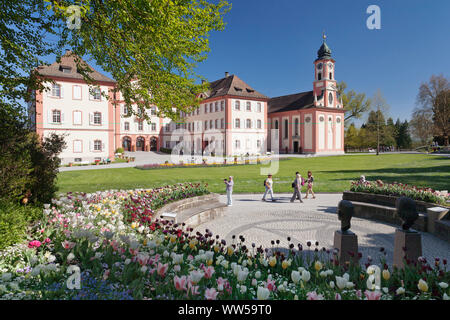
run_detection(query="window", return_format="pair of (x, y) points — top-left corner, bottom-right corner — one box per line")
(235, 118), (240, 129)
(235, 101), (240, 110)
(166, 142), (170, 148)
(274, 120), (279, 129)
(257, 103), (262, 112)
(284, 119), (288, 139)
(93, 112), (102, 125)
(204, 121), (208, 130)
(257, 119), (262, 129)
(124, 122), (130, 131)
(52, 110), (61, 123)
(197, 108), (200, 115)
(329, 72), (333, 80)
(329, 92), (333, 105)
(92, 87), (101, 100)
(235, 140), (241, 149)
(73, 86), (82, 100)
(94, 140), (102, 151)
(204, 105), (208, 113)
(176, 123), (180, 129)
(151, 123), (156, 131)
(215, 102), (219, 112)
(246, 119), (252, 129)
(138, 121), (144, 131)
(73, 111), (82, 125)
(318, 73), (322, 81)
(246, 102), (251, 111)
(336, 117), (341, 124)
(257, 140), (261, 148)
(151, 107), (157, 115)
(221, 101), (225, 111)
(215, 119), (218, 129)
(221, 118), (225, 129)
(52, 84), (61, 97)
(74, 158), (82, 163)
(295, 118), (299, 136)
(62, 67), (71, 74)
(123, 105), (129, 116)
(165, 124), (170, 132)
(73, 140), (82, 153)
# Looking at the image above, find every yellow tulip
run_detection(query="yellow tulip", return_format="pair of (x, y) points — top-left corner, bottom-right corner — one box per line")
(269, 256), (277, 268)
(418, 279), (428, 292)
(314, 261), (323, 271)
(207, 259), (213, 266)
(213, 245), (220, 253)
(227, 246), (234, 256)
(382, 269), (390, 281)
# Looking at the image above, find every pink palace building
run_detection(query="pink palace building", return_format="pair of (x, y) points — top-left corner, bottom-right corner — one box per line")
(29, 38), (344, 164)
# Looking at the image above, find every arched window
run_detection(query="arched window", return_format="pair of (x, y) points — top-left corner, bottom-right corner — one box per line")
(257, 119), (262, 129)
(235, 118), (240, 128)
(124, 122), (130, 131)
(318, 73), (322, 81)
(329, 72), (333, 80)
(246, 119), (252, 129)
(246, 102), (251, 111)
(295, 118), (299, 136)
(274, 120), (279, 129)
(329, 92), (333, 105)
(235, 101), (240, 110)
(284, 119), (288, 138)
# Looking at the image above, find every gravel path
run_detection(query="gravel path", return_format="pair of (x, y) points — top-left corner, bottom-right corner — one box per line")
(194, 193), (450, 265)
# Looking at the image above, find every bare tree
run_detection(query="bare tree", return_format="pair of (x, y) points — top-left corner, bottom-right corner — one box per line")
(409, 107), (434, 145)
(417, 75), (450, 145)
(371, 89), (390, 155)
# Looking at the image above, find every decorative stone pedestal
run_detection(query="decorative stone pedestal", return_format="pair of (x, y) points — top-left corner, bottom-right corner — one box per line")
(426, 207), (449, 233)
(393, 229), (422, 269)
(333, 230), (359, 265)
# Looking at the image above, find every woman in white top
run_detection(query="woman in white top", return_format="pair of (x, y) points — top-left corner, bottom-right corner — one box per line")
(262, 174), (274, 202)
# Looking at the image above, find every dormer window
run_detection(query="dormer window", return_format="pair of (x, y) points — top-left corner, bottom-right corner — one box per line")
(59, 65), (72, 73)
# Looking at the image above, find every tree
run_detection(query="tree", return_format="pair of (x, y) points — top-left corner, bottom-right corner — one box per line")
(417, 74), (450, 145)
(337, 81), (372, 123)
(344, 123), (359, 150)
(396, 120), (412, 149)
(410, 106), (434, 145)
(370, 89), (390, 155)
(48, 0), (231, 120)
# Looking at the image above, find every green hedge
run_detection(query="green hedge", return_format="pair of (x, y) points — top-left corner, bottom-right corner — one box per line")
(0, 201), (42, 250)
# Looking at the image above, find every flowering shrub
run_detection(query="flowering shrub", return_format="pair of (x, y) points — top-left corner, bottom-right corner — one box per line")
(0, 183), (449, 300)
(350, 180), (449, 206)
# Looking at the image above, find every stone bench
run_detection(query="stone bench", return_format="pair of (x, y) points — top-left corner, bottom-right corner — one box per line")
(155, 193), (227, 228)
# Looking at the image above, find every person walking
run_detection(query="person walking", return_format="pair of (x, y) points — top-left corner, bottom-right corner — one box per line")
(304, 171), (316, 199)
(262, 174), (274, 202)
(290, 172), (304, 203)
(225, 176), (234, 206)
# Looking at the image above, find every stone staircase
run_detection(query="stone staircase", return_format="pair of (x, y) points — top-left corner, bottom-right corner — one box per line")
(156, 193), (227, 228)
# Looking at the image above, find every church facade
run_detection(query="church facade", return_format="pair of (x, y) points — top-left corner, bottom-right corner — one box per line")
(29, 39), (344, 164)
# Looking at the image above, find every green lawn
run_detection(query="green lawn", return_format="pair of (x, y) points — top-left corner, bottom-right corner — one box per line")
(57, 154), (450, 194)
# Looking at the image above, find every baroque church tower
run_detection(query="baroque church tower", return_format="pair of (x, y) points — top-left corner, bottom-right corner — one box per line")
(313, 34), (342, 108)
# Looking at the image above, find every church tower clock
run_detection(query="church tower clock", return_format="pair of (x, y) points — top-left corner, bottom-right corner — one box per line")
(313, 34), (341, 108)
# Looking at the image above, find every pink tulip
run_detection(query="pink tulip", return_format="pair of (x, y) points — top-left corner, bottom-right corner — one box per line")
(335, 293), (342, 300)
(364, 290), (382, 300)
(307, 291), (324, 300)
(157, 262), (169, 278)
(265, 279), (277, 292)
(203, 266), (215, 279)
(205, 288), (219, 300)
(174, 275), (188, 291)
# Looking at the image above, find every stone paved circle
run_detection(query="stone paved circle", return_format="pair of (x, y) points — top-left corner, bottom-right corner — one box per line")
(194, 193), (450, 265)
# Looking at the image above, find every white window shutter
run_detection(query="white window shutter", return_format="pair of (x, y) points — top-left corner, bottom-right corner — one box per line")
(102, 142), (105, 151)
(89, 141), (92, 152)
(135, 123), (138, 131)
(47, 109), (52, 123)
(61, 111), (65, 123)
(89, 113), (93, 125)
(60, 86), (64, 98)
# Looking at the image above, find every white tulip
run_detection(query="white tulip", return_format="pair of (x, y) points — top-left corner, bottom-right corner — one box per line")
(257, 286), (270, 300)
(396, 287), (405, 295)
(255, 271), (261, 279)
(438, 282), (448, 289)
(335, 276), (347, 290)
(291, 271), (301, 284)
(329, 281), (335, 289)
(301, 270), (311, 282)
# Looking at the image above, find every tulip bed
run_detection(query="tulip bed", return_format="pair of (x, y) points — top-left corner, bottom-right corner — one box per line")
(0, 183), (449, 300)
(350, 180), (450, 206)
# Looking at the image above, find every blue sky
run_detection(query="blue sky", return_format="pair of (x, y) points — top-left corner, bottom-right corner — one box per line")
(62, 0), (450, 125)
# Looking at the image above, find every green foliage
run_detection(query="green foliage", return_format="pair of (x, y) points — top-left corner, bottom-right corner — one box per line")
(51, 0), (231, 121)
(337, 81), (372, 123)
(0, 108), (66, 204)
(0, 200), (42, 250)
(115, 147), (124, 154)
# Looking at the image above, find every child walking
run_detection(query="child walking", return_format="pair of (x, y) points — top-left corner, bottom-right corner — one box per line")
(304, 171), (316, 199)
